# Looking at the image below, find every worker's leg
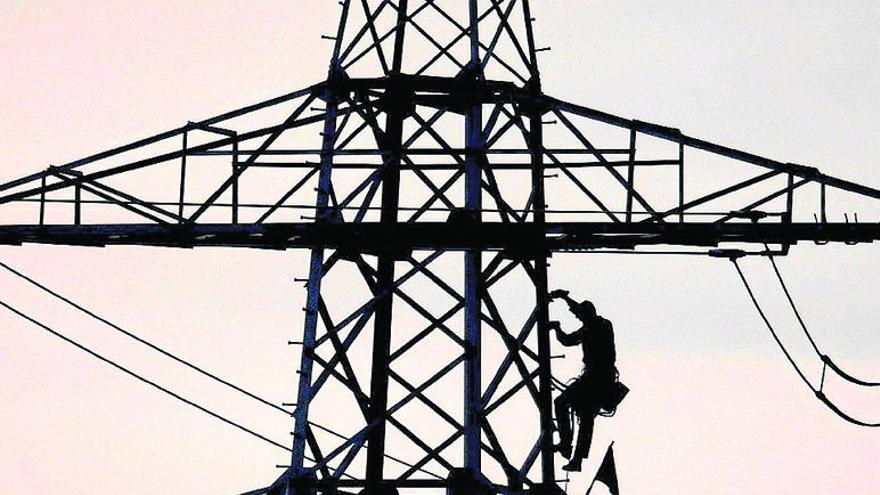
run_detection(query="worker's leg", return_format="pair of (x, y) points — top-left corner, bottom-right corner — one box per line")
(554, 393), (573, 456)
(562, 411), (595, 472)
(573, 412), (595, 460)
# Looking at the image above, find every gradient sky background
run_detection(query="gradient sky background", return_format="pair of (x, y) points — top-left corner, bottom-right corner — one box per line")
(1, 1), (879, 494)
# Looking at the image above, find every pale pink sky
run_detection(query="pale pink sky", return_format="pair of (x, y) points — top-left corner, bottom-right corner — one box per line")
(1, 1), (878, 494)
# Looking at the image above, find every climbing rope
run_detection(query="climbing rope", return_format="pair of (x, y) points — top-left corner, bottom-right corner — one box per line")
(730, 257), (879, 427)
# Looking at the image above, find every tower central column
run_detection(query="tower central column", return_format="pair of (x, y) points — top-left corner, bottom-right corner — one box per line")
(462, 0), (484, 476)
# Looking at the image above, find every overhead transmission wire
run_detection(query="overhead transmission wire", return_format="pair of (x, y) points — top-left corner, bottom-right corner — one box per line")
(729, 256), (879, 427)
(0, 299), (294, 452)
(0, 299), (365, 483)
(0, 261), (291, 415)
(0, 260), (442, 480)
(764, 252), (880, 388)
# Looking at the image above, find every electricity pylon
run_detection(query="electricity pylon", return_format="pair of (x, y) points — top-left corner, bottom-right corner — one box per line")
(1, 2), (879, 494)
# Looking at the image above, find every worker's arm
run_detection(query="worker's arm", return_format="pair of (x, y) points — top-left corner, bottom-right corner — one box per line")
(549, 321), (582, 346)
(549, 289), (583, 317)
(549, 289), (577, 307)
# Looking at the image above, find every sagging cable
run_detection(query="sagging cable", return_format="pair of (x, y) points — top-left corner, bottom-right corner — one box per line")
(821, 354), (880, 388)
(730, 259), (879, 427)
(765, 253), (880, 387)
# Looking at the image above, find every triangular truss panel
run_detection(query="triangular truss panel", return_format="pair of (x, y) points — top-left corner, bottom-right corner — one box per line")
(3, 83), (878, 252)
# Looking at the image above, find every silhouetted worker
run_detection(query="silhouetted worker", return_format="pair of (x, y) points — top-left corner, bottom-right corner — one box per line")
(549, 289), (622, 472)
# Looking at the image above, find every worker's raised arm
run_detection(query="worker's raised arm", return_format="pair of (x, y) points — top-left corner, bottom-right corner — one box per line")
(549, 289), (588, 320)
(549, 321), (582, 346)
(549, 289), (577, 307)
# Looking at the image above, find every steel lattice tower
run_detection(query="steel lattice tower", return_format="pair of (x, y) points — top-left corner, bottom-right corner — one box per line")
(286, 4), (561, 493)
(2, 2), (880, 495)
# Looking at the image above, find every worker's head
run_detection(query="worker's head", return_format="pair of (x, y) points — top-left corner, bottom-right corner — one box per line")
(571, 300), (597, 322)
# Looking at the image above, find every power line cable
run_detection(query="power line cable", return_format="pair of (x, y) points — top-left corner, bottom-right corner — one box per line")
(730, 259), (879, 427)
(0, 260), (442, 479)
(765, 253), (879, 387)
(763, 251), (822, 355)
(0, 298), (366, 480)
(0, 260), (293, 415)
(0, 299), (295, 451)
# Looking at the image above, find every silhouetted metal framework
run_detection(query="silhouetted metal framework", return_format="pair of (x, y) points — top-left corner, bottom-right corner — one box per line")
(1, 1), (879, 494)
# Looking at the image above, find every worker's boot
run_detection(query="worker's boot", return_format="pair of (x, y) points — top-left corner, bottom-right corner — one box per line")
(561, 458), (582, 472)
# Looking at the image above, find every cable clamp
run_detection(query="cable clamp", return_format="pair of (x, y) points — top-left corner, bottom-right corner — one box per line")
(708, 248), (746, 260)
(728, 210), (769, 222)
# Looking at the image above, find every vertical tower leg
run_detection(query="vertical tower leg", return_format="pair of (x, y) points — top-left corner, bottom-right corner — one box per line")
(463, 79), (483, 480)
(365, 1), (406, 490)
(528, 106), (560, 494)
(532, 257), (557, 494)
(364, 94), (404, 494)
(463, 247), (482, 471)
(460, 2), (485, 490)
(459, 110), (485, 492)
(288, 89), (339, 494)
(365, 254), (396, 492)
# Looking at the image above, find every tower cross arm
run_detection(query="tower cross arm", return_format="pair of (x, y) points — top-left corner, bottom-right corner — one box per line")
(0, 221), (878, 251)
(549, 96), (880, 201)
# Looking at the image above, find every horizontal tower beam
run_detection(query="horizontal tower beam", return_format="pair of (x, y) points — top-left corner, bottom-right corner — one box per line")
(0, 222), (876, 252)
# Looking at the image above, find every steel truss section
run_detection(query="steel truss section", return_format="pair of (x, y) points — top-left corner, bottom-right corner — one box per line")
(2, 1), (880, 495)
(263, 247), (560, 494)
(2, 75), (878, 247)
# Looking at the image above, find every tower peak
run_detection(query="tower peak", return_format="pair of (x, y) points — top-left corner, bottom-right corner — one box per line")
(327, 0), (541, 86)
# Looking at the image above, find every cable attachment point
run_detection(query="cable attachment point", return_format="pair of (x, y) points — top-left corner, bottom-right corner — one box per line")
(708, 248), (747, 260)
(821, 353), (880, 387)
(728, 210), (769, 222)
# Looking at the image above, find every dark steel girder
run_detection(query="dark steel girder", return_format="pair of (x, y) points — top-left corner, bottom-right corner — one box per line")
(1, 222), (877, 252)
